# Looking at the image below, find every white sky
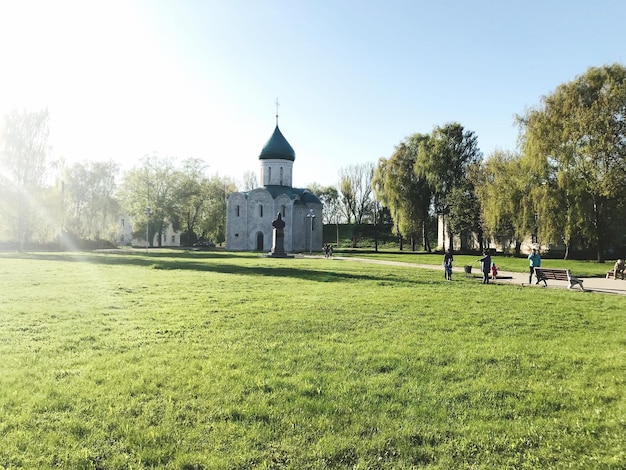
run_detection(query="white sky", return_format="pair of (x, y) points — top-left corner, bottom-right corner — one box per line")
(1, 0), (625, 188)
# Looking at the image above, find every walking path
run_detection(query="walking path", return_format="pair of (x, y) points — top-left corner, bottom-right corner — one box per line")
(328, 256), (626, 296)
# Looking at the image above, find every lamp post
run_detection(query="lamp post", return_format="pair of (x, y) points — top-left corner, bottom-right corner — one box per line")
(306, 209), (316, 255)
(144, 206), (151, 253)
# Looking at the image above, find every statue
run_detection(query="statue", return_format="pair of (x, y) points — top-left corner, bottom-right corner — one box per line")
(272, 212), (285, 231)
(269, 212), (286, 257)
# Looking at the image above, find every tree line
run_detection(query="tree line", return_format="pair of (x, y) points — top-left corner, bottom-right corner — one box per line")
(2, 64), (625, 259)
(0, 120), (237, 248)
(372, 64), (626, 261)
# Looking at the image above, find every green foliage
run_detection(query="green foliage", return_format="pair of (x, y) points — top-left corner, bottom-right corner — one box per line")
(374, 135), (433, 251)
(415, 123), (482, 215)
(307, 183), (340, 225)
(62, 160), (120, 242)
(0, 109), (51, 248)
(518, 63), (626, 261)
(0, 251), (624, 468)
(415, 123), (482, 252)
(119, 156), (235, 247)
(118, 153), (179, 247)
(338, 163), (374, 224)
(475, 150), (529, 253)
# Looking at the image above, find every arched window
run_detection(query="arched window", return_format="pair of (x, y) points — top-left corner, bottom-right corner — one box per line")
(280, 167), (283, 185)
(235, 205), (240, 217)
(259, 204), (263, 217)
(268, 167), (272, 185)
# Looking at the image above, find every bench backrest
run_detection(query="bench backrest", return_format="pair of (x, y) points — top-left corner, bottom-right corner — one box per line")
(535, 268), (570, 281)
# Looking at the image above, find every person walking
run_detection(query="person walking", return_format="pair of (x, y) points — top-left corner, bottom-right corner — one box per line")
(528, 247), (541, 284)
(479, 250), (491, 284)
(443, 249), (453, 281)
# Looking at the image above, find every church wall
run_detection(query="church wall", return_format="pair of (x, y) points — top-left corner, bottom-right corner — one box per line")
(291, 203), (323, 252)
(226, 191), (323, 252)
(226, 193), (248, 250)
(246, 189), (274, 251)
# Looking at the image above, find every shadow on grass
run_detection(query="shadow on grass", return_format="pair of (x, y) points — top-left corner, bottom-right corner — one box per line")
(3, 250), (432, 284)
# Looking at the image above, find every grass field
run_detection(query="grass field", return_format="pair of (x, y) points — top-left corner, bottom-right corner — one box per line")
(0, 250), (624, 469)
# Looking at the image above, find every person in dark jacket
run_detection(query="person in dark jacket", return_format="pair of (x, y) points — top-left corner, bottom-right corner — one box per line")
(478, 251), (491, 284)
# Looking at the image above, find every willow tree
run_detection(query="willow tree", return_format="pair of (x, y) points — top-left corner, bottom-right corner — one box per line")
(475, 150), (528, 255)
(518, 64), (626, 261)
(373, 134), (432, 251)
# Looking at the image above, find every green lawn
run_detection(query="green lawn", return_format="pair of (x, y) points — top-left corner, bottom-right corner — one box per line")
(0, 250), (624, 469)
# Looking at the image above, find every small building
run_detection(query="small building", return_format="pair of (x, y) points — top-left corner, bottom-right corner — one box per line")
(225, 123), (322, 252)
(117, 215), (181, 248)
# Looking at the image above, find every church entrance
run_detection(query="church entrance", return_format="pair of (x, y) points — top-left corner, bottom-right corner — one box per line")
(256, 232), (264, 251)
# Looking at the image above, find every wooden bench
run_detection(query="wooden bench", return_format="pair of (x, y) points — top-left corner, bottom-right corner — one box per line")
(606, 270), (625, 280)
(534, 268), (584, 291)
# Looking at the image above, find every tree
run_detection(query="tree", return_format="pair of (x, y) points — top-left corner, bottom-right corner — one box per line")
(62, 160), (119, 241)
(242, 170), (257, 191)
(174, 158), (211, 245)
(518, 64), (626, 261)
(338, 162), (374, 224)
(447, 182), (482, 251)
(373, 134), (433, 251)
(0, 109), (50, 248)
(474, 150), (528, 254)
(416, 122), (482, 251)
(119, 154), (178, 247)
(196, 175), (236, 244)
(307, 182), (341, 245)
(307, 183), (340, 224)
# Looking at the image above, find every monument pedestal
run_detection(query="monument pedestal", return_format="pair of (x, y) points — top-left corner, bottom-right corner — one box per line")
(267, 212), (293, 258)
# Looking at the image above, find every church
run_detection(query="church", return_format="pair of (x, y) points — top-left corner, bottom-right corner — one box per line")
(225, 120), (323, 253)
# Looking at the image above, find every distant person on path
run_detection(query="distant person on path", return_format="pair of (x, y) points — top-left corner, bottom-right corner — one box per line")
(478, 250), (491, 284)
(528, 247), (541, 284)
(443, 249), (453, 281)
(491, 262), (498, 280)
(613, 258), (625, 280)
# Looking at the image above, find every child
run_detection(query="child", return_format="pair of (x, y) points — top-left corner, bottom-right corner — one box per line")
(491, 262), (498, 280)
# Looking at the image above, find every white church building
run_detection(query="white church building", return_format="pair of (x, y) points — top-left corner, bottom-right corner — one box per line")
(225, 122), (322, 252)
